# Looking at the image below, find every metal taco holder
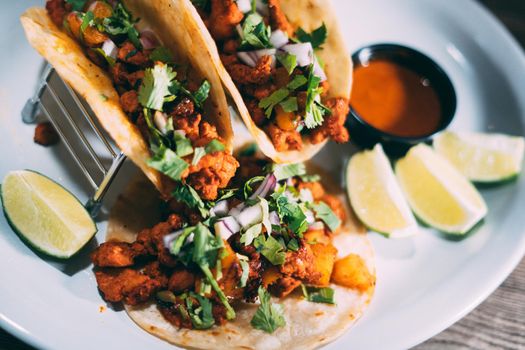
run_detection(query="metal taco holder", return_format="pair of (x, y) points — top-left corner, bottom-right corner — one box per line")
(21, 63), (126, 218)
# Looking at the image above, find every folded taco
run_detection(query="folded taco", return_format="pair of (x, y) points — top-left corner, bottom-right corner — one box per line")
(21, 0), (239, 200)
(92, 150), (375, 349)
(187, 0), (352, 163)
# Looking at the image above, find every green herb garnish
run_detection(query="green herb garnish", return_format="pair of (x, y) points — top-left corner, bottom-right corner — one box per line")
(147, 146), (189, 181)
(150, 47), (174, 63)
(311, 201), (341, 232)
(239, 13), (272, 50)
(186, 292), (215, 329)
(295, 23), (327, 49)
(172, 184), (209, 218)
(102, 2), (141, 48)
(301, 285), (335, 304)
(276, 52), (297, 75)
(250, 287), (286, 333)
(254, 234), (286, 265)
(271, 163), (306, 181)
(65, 0), (88, 12)
(138, 64), (177, 111)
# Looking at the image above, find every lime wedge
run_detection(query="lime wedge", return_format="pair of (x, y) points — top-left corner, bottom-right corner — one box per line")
(347, 144), (418, 238)
(395, 144), (487, 235)
(1, 170), (97, 258)
(434, 131), (524, 183)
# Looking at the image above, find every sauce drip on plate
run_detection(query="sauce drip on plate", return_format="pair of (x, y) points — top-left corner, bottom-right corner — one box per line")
(350, 60), (442, 138)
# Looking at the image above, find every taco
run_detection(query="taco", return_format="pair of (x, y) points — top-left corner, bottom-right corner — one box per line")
(21, 0), (238, 200)
(186, 0), (352, 163)
(91, 151), (375, 349)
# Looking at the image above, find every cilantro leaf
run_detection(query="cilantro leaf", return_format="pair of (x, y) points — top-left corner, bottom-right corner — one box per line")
(276, 52), (297, 75)
(243, 175), (265, 199)
(287, 75), (308, 90)
(186, 292), (215, 329)
(205, 139), (225, 153)
(272, 190), (308, 236)
(254, 234), (286, 265)
(301, 285), (335, 304)
(304, 64), (329, 129)
(150, 47), (174, 63)
(238, 255), (250, 287)
(271, 163), (306, 181)
(287, 238), (299, 251)
(240, 13), (272, 50)
(193, 80), (211, 108)
(192, 147), (206, 166)
(299, 174), (321, 182)
(147, 146), (188, 181)
(251, 287), (286, 333)
(295, 23), (328, 49)
(172, 184), (209, 218)
(102, 3), (141, 48)
(65, 0), (88, 12)
(173, 132), (193, 157)
(279, 97), (298, 113)
(311, 202), (341, 232)
(79, 11), (94, 42)
(138, 64), (177, 111)
(241, 223), (263, 246)
(259, 88), (290, 118)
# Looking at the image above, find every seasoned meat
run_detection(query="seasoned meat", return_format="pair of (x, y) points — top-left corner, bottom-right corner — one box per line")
(244, 253), (265, 302)
(117, 41), (150, 67)
(120, 90), (140, 114)
(266, 123), (303, 152)
(91, 241), (137, 267)
(208, 0), (243, 40)
(34, 122), (59, 146)
(246, 99), (266, 126)
(95, 268), (161, 305)
(268, 276), (301, 298)
(243, 83), (277, 101)
(144, 261), (170, 288)
(298, 181), (325, 201)
(172, 113), (201, 140)
(310, 98), (350, 144)
(168, 268), (196, 293)
(222, 39), (239, 54)
(158, 302), (193, 329)
(111, 63), (130, 87)
(268, 0), (294, 36)
(224, 55), (273, 85)
(171, 98), (195, 118)
(46, 0), (71, 27)
(280, 242), (321, 284)
(186, 151), (239, 200)
(192, 122), (221, 148)
(65, 12), (107, 47)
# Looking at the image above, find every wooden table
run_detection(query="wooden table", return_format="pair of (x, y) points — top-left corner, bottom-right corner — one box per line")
(1, 1), (524, 349)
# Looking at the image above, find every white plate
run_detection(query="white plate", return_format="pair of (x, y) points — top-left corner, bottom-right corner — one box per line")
(1, 1), (524, 349)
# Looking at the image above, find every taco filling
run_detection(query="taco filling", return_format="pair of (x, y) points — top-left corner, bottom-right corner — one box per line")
(45, 0), (238, 200)
(192, 0), (350, 152)
(91, 154), (374, 332)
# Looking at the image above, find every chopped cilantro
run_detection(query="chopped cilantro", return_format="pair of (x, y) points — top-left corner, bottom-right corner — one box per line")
(311, 202), (341, 232)
(271, 163), (306, 181)
(173, 132), (193, 157)
(205, 139), (225, 153)
(147, 146), (188, 181)
(79, 11), (94, 42)
(172, 184), (209, 218)
(304, 64), (330, 129)
(192, 147), (206, 165)
(259, 88), (289, 118)
(300, 174), (321, 182)
(251, 287), (286, 333)
(186, 292), (215, 329)
(237, 254), (250, 287)
(239, 13), (272, 50)
(65, 0), (87, 12)
(102, 3), (141, 48)
(138, 64), (177, 111)
(254, 234), (286, 265)
(243, 175), (265, 199)
(279, 97), (298, 113)
(276, 52), (297, 75)
(241, 223), (263, 246)
(287, 75), (308, 90)
(272, 191), (308, 236)
(295, 23), (328, 49)
(150, 47), (174, 63)
(92, 48), (116, 66)
(193, 80), (211, 108)
(301, 285), (335, 304)
(287, 238), (299, 251)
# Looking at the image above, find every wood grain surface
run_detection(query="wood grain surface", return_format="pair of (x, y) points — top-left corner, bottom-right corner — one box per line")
(1, 1), (524, 349)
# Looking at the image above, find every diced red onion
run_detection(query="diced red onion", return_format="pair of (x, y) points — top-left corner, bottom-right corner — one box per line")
(250, 173), (277, 200)
(154, 111), (169, 134)
(270, 30), (289, 48)
(282, 42), (314, 67)
(140, 29), (160, 50)
(236, 205), (263, 229)
(211, 200), (229, 217)
(313, 58), (327, 81)
(102, 39), (118, 60)
(269, 211), (280, 226)
(214, 220), (234, 240)
(237, 52), (257, 67)
(222, 216), (241, 234)
(308, 221), (325, 231)
(236, 0), (252, 13)
(163, 229), (185, 249)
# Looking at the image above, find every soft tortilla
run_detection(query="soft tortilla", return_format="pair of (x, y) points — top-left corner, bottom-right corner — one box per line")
(186, 0), (353, 164)
(20, 0), (233, 198)
(107, 173), (374, 350)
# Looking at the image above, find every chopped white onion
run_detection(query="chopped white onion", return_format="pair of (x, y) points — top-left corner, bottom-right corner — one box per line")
(211, 200), (229, 217)
(305, 209), (315, 225)
(221, 216), (241, 234)
(313, 57), (327, 81)
(270, 30), (289, 48)
(154, 111), (169, 134)
(236, 0), (252, 13)
(253, 48), (277, 59)
(237, 51), (257, 67)
(236, 205), (263, 229)
(235, 24), (244, 39)
(269, 211), (280, 226)
(163, 229), (185, 249)
(249, 173), (277, 200)
(102, 39), (118, 60)
(308, 221), (325, 231)
(255, 0), (269, 16)
(281, 42), (314, 67)
(214, 220), (234, 240)
(299, 188), (314, 203)
(140, 29), (160, 50)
